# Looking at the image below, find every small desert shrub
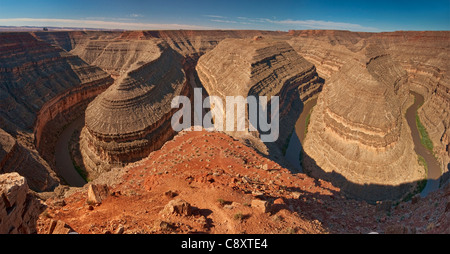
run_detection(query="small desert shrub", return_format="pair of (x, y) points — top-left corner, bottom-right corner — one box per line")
(233, 212), (244, 221)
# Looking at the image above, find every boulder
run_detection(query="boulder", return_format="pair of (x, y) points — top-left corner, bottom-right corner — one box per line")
(161, 198), (192, 216)
(86, 184), (109, 205)
(251, 199), (270, 213)
(48, 220), (75, 234)
(0, 173), (43, 234)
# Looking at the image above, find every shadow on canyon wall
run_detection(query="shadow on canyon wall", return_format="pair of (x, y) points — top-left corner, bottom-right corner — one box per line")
(301, 150), (449, 204)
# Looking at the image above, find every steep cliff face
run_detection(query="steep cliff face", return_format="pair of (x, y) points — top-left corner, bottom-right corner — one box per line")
(196, 37), (323, 152)
(1, 128), (59, 191)
(289, 31), (450, 170)
(302, 44), (424, 202)
(0, 172), (44, 234)
(0, 32), (113, 190)
(80, 40), (188, 178)
(369, 32), (450, 169)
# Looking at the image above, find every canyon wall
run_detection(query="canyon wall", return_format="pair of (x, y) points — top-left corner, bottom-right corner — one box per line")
(289, 30), (450, 171)
(80, 40), (188, 178)
(302, 43), (425, 202)
(0, 128), (59, 191)
(196, 37), (323, 153)
(0, 32), (113, 190)
(369, 32), (450, 169)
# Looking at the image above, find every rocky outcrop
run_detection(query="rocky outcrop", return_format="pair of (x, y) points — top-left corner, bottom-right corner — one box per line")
(80, 40), (188, 178)
(302, 44), (424, 202)
(1, 128), (59, 191)
(0, 128), (16, 170)
(196, 37), (323, 150)
(0, 172), (44, 234)
(37, 130), (450, 234)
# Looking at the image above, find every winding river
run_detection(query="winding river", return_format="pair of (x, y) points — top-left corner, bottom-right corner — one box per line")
(54, 115), (86, 187)
(284, 97), (317, 172)
(406, 91), (441, 197)
(284, 92), (441, 197)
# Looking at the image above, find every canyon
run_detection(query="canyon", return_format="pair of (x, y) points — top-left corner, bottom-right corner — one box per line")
(0, 30), (448, 234)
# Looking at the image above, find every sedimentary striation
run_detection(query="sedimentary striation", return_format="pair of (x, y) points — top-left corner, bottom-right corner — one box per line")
(302, 43), (425, 202)
(79, 39), (188, 178)
(369, 32), (450, 169)
(288, 30), (450, 171)
(196, 37), (323, 152)
(0, 32), (113, 190)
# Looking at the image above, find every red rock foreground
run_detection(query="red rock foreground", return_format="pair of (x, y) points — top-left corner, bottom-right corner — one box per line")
(37, 130), (450, 234)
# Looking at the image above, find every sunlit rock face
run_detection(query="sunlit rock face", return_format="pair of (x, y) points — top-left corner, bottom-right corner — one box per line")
(302, 44), (424, 202)
(196, 37), (323, 149)
(80, 40), (188, 178)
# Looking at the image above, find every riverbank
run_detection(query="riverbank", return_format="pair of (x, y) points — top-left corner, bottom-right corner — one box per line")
(406, 91), (442, 197)
(54, 116), (87, 187)
(284, 96), (318, 172)
(284, 91), (442, 200)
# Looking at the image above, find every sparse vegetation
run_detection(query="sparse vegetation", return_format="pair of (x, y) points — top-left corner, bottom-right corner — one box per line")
(304, 112), (311, 136)
(217, 198), (226, 206)
(285, 227), (296, 234)
(401, 155), (428, 202)
(415, 112), (434, 153)
(233, 212), (244, 221)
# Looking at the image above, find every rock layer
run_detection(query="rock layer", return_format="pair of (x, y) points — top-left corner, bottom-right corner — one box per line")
(196, 38), (323, 150)
(302, 44), (424, 202)
(80, 40), (188, 177)
(369, 32), (450, 169)
(289, 30), (450, 171)
(0, 32), (112, 190)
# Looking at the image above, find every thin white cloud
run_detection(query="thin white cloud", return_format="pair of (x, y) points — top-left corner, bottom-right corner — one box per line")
(130, 14), (143, 18)
(237, 17), (271, 23)
(0, 18), (212, 30)
(271, 19), (380, 32)
(203, 15), (227, 19)
(234, 16), (380, 32)
(210, 19), (238, 24)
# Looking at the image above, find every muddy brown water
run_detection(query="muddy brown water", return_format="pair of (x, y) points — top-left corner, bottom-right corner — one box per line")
(406, 91), (441, 197)
(284, 92), (441, 197)
(284, 97), (318, 172)
(54, 115), (86, 187)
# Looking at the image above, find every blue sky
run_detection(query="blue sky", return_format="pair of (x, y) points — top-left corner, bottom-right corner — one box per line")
(0, 0), (449, 31)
